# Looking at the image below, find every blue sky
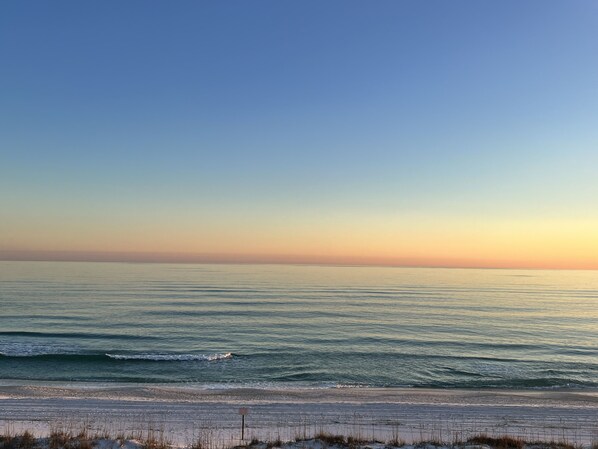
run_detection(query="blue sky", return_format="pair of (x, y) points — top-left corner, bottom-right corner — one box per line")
(1, 1), (597, 267)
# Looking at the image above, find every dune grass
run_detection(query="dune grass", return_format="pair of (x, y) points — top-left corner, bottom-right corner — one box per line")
(0, 426), (594, 449)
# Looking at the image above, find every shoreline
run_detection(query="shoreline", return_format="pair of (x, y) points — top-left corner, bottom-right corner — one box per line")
(2, 382), (598, 402)
(2, 381), (598, 402)
(1, 383), (597, 446)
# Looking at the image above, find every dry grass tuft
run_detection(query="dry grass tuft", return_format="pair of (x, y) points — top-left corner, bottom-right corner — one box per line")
(142, 431), (171, 449)
(414, 439), (444, 448)
(387, 424), (405, 448)
(190, 439), (204, 449)
(526, 441), (577, 449)
(19, 432), (36, 449)
(49, 430), (71, 449)
(346, 436), (367, 449)
(0, 431), (37, 449)
(265, 438), (283, 448)
(467, 435), (525, 449)
(386, 438), (406, 448)
(0, 435), (17, 449)
(314, 432), (346, 446)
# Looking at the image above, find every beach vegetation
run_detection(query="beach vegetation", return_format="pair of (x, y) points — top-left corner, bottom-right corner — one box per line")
(413, 439), (444, 448)
(0, 431), (37, 449)
(314, 432), (346, 446)
(265, 438), (283, 448)
(0, 435), (17, 449)
(466, 435), (525, 449)
(347, 436), (368, 449)
(387, 424), (405, 448)
(142, 429), (171, 449)
(1, 428), (596, 449)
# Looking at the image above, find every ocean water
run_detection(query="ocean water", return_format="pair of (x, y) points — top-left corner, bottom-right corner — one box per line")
(0, 261), (597, 389)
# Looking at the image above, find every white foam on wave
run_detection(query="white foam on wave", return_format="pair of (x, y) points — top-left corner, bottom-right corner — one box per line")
(105, 352), (233, 361)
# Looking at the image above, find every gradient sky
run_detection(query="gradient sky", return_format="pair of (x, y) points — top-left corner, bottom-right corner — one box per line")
(1, 1), (597, 269)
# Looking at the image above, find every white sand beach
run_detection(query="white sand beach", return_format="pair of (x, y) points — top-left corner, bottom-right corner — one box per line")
(1, 384), (597, 447)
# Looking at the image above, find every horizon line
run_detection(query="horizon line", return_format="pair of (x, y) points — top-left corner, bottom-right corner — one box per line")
(1, 250), (597, 271)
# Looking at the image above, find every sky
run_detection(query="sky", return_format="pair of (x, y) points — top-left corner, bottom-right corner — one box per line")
(1, 1), (597, 269)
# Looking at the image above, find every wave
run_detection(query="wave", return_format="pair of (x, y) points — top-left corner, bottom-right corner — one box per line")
(105, 352), (233, 361)
(0, 347), (233, 362)
(417, 377), (598, 390)
(0, 331), (156, 340)
(0, 342), (81, 357)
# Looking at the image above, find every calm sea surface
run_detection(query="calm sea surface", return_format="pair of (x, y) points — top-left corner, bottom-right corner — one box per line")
(0, 261), (596, 389)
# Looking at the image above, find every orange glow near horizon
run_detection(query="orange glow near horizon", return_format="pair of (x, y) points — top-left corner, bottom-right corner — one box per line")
(2, 215), (597, 270)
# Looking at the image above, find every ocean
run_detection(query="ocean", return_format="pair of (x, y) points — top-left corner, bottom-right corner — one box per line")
(0, 261), (596, 389)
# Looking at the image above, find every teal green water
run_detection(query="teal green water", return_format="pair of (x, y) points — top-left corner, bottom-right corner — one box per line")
(0, 261), (597, 388)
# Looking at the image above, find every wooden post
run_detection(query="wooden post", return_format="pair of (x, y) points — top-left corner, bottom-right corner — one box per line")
(239, 407), (249, 441)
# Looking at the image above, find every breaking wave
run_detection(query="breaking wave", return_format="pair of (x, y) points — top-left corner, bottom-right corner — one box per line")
(0, 346), (233, 362)
(105, 352), (233, 361)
